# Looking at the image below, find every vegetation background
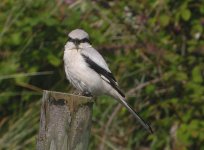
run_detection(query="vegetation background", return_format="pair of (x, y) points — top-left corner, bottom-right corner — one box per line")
(0, 0), (204, 149)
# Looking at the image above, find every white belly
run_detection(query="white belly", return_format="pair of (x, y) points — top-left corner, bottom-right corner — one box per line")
(63, 49), (104, 95)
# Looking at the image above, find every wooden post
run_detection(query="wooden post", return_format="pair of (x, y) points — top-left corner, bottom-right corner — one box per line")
(37, 90), (94, 150)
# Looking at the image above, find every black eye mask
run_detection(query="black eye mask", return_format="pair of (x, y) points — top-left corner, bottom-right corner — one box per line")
(68, 36), (91, 45)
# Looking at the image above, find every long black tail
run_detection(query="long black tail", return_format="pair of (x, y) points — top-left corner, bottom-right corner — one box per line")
(118, 98), (153, 134)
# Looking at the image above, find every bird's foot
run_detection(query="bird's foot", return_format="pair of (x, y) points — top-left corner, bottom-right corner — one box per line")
(73, 90), (82, 95)
(82, 91), (93, 97)
(73, 90), (93, 97)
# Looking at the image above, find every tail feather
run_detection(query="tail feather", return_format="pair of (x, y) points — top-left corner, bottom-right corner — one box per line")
(118, 97), (153, 134)
(105, 82), (153, 133)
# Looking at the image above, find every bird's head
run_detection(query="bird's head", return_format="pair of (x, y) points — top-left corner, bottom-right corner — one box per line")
(67, 29), (91, 50)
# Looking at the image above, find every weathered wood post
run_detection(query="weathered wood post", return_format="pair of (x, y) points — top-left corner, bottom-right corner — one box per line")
(37, 90), (94, 150)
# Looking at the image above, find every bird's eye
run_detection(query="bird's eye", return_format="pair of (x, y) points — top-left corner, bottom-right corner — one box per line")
(68, 37), (76, 43)
(68, 37), (72, 42)
(81, 38), (91, 44)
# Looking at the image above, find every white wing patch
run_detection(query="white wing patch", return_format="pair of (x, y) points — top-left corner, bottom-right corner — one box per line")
(100, 74), (119, 86)
(100, 75), (110, 83)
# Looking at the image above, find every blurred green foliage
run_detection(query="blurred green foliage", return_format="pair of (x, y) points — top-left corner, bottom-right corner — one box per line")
(0, 0), (204, 149)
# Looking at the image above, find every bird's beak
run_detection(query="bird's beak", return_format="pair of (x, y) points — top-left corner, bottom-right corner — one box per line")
(74, 41), (80, 51)
(76, 44), (79, 50)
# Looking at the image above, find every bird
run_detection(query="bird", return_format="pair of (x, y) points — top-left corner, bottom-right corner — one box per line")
(63, 29), (153, 133)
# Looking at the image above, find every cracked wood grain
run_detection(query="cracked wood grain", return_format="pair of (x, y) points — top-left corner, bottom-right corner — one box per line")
(36, 90), (94, 150)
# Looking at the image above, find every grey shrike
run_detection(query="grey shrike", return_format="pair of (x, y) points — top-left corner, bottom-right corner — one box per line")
(63, 29), (153, 133)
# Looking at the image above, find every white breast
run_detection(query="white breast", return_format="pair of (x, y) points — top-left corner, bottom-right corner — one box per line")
(63, 47), (105, 95)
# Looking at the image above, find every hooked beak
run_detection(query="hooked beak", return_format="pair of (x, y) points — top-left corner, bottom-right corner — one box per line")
(74, 40), (80, 51)
(75, 44), (79, 50)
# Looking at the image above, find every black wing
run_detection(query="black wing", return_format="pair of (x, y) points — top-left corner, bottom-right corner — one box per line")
(82, 54), (125, 98)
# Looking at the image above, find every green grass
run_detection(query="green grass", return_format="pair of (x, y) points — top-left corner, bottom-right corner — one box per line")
(0, 0), (204, 149)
